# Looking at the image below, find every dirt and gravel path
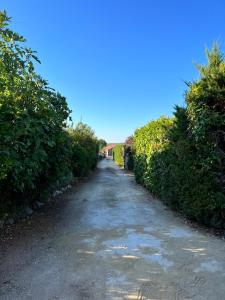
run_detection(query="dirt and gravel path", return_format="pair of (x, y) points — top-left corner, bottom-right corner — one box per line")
(1, 159), (225, 299)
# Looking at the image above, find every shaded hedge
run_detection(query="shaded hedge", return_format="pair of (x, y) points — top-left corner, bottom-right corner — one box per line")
(0, 12), (98, 219)
(125, 145), (134, 171)
(133, 45), (225, 228)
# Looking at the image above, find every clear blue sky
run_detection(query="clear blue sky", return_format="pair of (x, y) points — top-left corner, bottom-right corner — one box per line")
(2, 1), (225, 142)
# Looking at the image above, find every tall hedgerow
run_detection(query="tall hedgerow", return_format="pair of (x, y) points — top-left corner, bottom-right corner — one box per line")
(0, 11), (99, 219)
(184, 45), (225, 226)
(133, 45), (225, 228)
(0, 11), (72, 216)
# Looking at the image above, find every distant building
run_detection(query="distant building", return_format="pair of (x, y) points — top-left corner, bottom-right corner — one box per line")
(101, 144), (117, 158)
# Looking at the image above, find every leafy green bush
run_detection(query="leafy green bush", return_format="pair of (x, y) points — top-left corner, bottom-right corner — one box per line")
(111, 132), (135, 169)
(69, 123), (99, 177)
(0, 11), (72, 217)
(134, 116), (173, 185)
(0, 12), (99, 219)
(184, 45), (225, 226)
(113, 144), (124, 167)
(133, 46), (225, 228)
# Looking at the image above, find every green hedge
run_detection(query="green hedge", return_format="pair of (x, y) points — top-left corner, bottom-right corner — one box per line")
(0, 12), (98, 219)
(113, 144), (124, 167)
(113, 143), (135, 171)
(134, 116), (174, 186)
(133, 45), (225, 228)
(69, 123), (99, 177)
(125, 145), (134, 171)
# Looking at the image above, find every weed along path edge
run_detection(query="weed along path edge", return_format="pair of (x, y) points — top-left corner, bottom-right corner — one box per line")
(1, 159), (225, 299)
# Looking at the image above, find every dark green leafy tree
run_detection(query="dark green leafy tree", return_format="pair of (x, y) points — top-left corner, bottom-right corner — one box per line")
(0, 11), (71, 216)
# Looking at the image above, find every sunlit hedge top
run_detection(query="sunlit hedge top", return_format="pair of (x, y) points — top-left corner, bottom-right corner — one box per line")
(134, 116), (174, 157)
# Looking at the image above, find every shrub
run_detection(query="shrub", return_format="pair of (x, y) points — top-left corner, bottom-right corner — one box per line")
(69, 123), (99, 177)
(133, 45), (225, 228)
(0, 12), (99, 219)
(133, 116), (173, 185)
(0, 11), (72, 217)
(113, 144), (124, 167)
(125, 145), (134, 171)
(113, 143), (135, 170)
(184, 45), (225, 226)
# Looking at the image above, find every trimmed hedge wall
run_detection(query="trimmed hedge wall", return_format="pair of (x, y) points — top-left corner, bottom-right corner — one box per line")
(133, 45), (225, 229)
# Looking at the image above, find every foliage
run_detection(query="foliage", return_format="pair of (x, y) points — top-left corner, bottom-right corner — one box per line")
(113, 144), (124, 167)
(124, 145), (134, 171)
(69, 122), (99, 177)
(184, 44), (225, 226)
(0, 11), (72, 217)
(125, 136), (134, 145)
(133, 45), (225, 228)
(98, 139), (107, 151)
(133, 116), (173, 185)
(0, 11), (98, 219)
(113, 142), (134, 170)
